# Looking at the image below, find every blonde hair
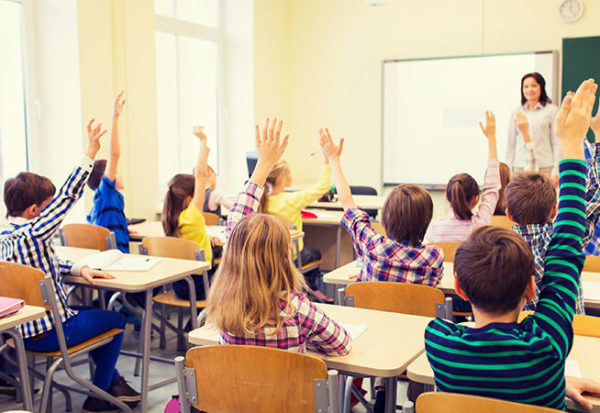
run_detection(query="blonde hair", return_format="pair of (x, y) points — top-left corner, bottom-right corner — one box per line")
(206, 213), (306, 335)
(258, 161), (291, 213)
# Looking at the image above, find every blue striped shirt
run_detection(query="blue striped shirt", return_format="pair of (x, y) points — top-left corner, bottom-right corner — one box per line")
(425, 159), (587, 410)
(0, 157), (92, 338)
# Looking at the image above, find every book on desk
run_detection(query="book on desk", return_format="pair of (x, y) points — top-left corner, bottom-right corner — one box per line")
(77, 250), (161, 271)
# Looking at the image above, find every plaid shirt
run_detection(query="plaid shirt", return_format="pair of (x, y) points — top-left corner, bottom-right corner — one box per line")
(223, 182), (351, 355)
(342, 208), (444, 286)
(584, 141), (600, 255)
(220, 291), (351, 356)
(0, 157), (92, 338)
(514, 140), (600, 314)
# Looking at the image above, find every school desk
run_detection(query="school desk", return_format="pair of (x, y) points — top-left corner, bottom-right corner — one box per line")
(307, 195), (386, 211)
(406, 334), (600, 413)
(56, 245), (209, 412)
(188, 303), (431, 413)
(0, 305), (46, 411)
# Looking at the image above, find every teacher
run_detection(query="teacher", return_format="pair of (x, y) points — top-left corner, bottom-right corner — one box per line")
(506, 72), (559, 180)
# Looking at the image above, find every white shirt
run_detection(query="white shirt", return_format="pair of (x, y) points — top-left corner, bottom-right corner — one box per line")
(506, 102), (560, 173)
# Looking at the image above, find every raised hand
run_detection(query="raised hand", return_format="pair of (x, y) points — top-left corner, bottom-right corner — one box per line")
(255, 117), (289, 168)
(85, 119), (107, 160)
(113, 91), (126, 118)
(478, 110), (496, 140)
(319, 128), (344, 162)
(193, 126), (208, 142)
(590, 106), (600, 138)
(515, 112), (530, 142)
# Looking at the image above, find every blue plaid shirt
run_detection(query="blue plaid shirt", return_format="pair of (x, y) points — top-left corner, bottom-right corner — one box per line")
(584, 140), (600, 255)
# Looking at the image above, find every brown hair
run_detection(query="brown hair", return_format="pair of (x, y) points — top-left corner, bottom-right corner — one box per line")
(446, 173), (479, 220)
(382, 184), (433, 245)
(206, 213), (307, 335)
(455, 226), (534, 314)
(505, 172), (556, 225)
(494, 162), (512, 216)
(162, 174), (195, 237)
(4, 172), (56, 218)
(87, 160), (107, 190)
(258, 161), (291, 213)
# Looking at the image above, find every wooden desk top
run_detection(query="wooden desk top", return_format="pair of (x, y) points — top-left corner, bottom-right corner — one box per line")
(188, 303), (431, 377)
(407, 334), (600, 412)
(56, 246), (209, 291)
(0, 305), (46, 331)
(308, 195), (385, 211)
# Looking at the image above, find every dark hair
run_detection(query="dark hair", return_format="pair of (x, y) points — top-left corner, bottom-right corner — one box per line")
(162, 174), (195, 237)
(505, 172), (556, 225)
(494, 162), (511, 216)
(455, 226), (535, 314)
(446, 173), (479, 220)
(382, 184), (433, 246)
(87, 160), (107, 190)
(520, 72), (552, 106)
(4, 172), (56, 217)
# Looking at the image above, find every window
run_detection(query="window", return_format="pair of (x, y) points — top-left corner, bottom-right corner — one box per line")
(0, 0), (29, 195)
(154, 0), (222, 195)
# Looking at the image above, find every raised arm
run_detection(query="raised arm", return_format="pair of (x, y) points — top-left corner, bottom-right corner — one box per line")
(473, 111), (501, 225)
(506, 110), (518, 169)
(190, 126), (210, 212)
(515, 111), (538, 171)
(319, 127), (355, 210)
(105, 91), (125, 182)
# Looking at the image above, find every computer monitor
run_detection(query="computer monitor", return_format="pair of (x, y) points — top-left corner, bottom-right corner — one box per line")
(246, 151), (258, 178)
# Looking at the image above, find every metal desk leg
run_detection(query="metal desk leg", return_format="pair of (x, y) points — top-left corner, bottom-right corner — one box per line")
(140, 288), (153, 413)
(6, 328), (33, 411)
(184, 275), (198, 330)
(335, 226), (342, 268)
(385, 376), (397, 413)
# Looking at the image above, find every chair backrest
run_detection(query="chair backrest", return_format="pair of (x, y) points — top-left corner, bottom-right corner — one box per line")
(176, 345), (338, 413)
(519, 312), (600, 337)
(491, 215), (514, 230)
(140, 236), (203, 261)
(425, 242), (460, 262)
(60, 223), (115, 251)
(345, 281), (445, 317)
(0, 261), (48, 309)
(202, 212), (220, 226)
(349, 186), (378, 196)
(416, 392), (562, 413)
(583, 255), (600, 272)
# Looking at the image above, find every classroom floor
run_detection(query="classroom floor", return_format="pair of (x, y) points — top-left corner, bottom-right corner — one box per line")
(0, 320), (410, 412)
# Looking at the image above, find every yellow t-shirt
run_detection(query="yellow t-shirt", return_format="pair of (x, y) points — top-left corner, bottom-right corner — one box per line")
(267, 165), (332, 252)
(178, 203), (212, 267)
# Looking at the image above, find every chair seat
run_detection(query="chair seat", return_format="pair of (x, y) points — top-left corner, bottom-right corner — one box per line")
(153, 290), (207, 309)
(24, 328), (124, 357)
(301, 259), (322, 272)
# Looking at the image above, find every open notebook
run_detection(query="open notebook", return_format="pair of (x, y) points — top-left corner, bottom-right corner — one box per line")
(80, 250), (161, 271)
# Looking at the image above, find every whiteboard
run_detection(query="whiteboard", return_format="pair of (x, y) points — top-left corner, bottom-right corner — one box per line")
(382, 52), (558, 188)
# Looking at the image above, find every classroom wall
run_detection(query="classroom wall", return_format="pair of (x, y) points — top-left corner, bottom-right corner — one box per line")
(253, 0), (600, 219)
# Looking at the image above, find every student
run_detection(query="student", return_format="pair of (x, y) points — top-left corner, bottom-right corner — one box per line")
(319, 128), (443, 286)
(493, 162), (511, 216)
(425, 79), (598, 410)
(87, 92), (129, 252)
(257, 122), (333, 302)
(0, 120), (140, 413)
(162, 126), (215, 300)
(206, 118), (351, 355)
(426, 111), (501, 242)
(584, 110), (600, 256)
(203, 165), (233, 218)
(505, 94), (600, 315)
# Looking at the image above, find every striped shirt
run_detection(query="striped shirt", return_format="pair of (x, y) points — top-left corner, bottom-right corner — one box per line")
(87, 174), (129, 252)
(0, 157), (93, 339)
(514, 140), (600, 314)
(425, 159), (587, 410)
(426, 159), (501, 243)
(342, 208), (444, 285)
(222, 181), (351, 355)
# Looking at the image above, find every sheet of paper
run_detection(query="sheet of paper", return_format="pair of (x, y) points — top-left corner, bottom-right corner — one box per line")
(582, 281), (600, 301)
(339, 322), (368, 340)
(104, 255), (161, 271)
(565, 360), (582, 378)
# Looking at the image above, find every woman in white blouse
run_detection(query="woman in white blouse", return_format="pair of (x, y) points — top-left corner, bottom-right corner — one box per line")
(506, 72), (559, 181)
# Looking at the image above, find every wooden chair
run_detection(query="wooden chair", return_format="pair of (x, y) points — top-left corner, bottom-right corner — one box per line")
(416, 391), (562, 413)
(0, 262), (128, 413)
(139, 237), (209, 350)
(59, 223), (116, 251)
(519, 312), (600, 337)
(202, 212), (220, 226)
(491, 215), (514, 230)
(583, 255), (600, 272)
(175, 345), (340, 413)
(425, 242), (460, 262)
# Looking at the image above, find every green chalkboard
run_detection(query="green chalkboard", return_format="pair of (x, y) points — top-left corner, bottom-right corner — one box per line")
(562, 36), (600, 143)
